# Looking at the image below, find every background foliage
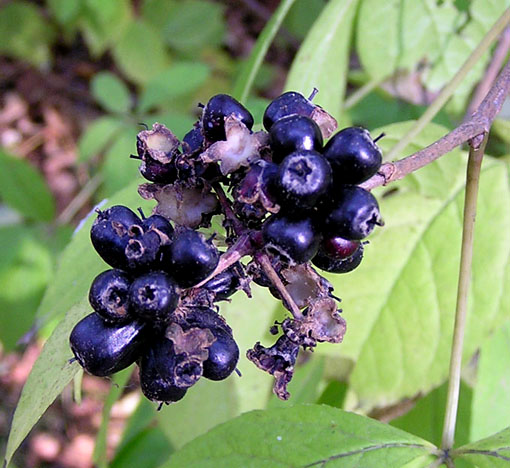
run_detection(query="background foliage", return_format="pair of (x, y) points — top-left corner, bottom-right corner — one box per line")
(0, 0), (509, 467)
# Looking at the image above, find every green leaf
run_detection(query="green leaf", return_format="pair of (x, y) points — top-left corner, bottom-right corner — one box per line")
(285, 0), (359, 122)
(113, 20), (170, 84)
(316, 121), (510, 411)
(78, 116), (125, 163)
(391, 380), (472, 448)
(161, 1), (225, 54)
(232, 0), (298, 104)
(455, 427), (510, 467)
(0, 149), (56, 221)
(101, 128), (140, 197)
(470, 321), (510, 441)
(161, 405), (435, 468)
(93, 367), (134, 468)
(47, 0), (82, 25)
(138, 62), (210, 113)
(110, 426), (173, 468)
(4, 301), (86, 467)
(283, 0), (326, 40)
(0, 227), (53, 350)
(91, 72), (132, 114)
(0, 1), (56, 67)
(36, 179), (154, 326)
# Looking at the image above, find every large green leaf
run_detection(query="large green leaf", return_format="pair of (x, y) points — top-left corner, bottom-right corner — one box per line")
(455, 427), (510, 467)
(470, 321), (510, 441)
(36, 179), (154, 325)
(232, 0), (298, 104)
(78, 116), (125, 163)
(316, 121), (510, 411)
(161, 404), (435, 468)
(285, 0), (359, 123)
(4, 301), (86, 467)
(0, 149), (56, 221)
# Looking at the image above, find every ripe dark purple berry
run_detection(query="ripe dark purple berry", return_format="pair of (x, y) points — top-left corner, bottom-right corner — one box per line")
(124, 230), (162, 272)
(129, 271), (179, 324)
(202, 94), (254, 142)
(263, 91), (316, 130)
(90, 205), (142, 270)
(164, 229), (219, 288)
(182, 125), (204, 154)
(203, 328), (239, 381)
(262, 214), (321, 264)
(269, 115), (323, 163)
(312, 242), (364, 274)
(139, 157), (177, 184)
(321, 236), (360, 259)
(141, 213), (174, 241)
(273, 150), (332, 212)
(323, 127), (382, 184)
(139, 338), (187, 403)
(89, 269), (133, 324)
(70, 313), (147, 377)
(322, 186), (382, 240)
(202, 263), (242, 301)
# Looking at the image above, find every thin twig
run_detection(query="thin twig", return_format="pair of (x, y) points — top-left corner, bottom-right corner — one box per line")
(384, 8), (510, 162)
(56, 173), (103, 225)
(465, 25), (510, 120)
(441, 132), (488, 450)
(361, 54), (510, 191)
(254, 251), (303, 319)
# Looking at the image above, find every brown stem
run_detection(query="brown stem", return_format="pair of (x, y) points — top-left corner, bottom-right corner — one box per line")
(212, 182), (246, 235)
(254, 251), (303, 319)
(361, 57), (510, 191)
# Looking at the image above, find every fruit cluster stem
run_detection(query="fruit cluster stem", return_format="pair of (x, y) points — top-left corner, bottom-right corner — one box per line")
(440, 132), (487, 451)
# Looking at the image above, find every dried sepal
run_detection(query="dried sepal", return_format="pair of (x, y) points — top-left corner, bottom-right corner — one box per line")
(138, 181), (218, 229)
(201, 115), (269, 175)
(137, 123), (181, 164)
(310, 106), (337, 139)
(234, 160), (279, 213)
(246, 335), (299, 400)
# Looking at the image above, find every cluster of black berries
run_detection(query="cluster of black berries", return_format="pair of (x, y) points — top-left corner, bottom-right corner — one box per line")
(70, 206), (241, 404)
(70, 89), (384, 402)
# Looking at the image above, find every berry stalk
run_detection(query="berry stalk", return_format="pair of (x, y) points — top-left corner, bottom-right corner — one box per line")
(441, 132), (488, 451)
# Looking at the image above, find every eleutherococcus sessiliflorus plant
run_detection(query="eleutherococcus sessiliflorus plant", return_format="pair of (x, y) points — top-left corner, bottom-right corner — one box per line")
(70, 90), (384, 404)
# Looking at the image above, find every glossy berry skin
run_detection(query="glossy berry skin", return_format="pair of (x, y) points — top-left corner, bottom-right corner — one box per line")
(164, 229), (219, 288)
(203, 328), (239, 381)
(263, 91), (315, 130)
(262, 214), (321, 264)
(89, 269), (133, 324)
(269, 115), (323, 163)
(129, 271), (179, 324)
(273, 150), (332, 212)
(321, 236), (360, 259)
(312, 242), (364, 274)
(202, 263), (242, 301)
(322, 186), (381, 240)
(139, 158), (177, 184)
(182, 126), (204, 154)
(202, 94), (254, 142)
(323, 127), (382, 184)
(90, 205), (142, 270)
(139, 338), (187, 403)
(70, 312), (147, 377)
(142, 214), (174, 241)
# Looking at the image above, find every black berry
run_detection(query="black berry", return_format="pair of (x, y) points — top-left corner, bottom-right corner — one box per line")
(202, 94), (254, 142)
(69, 312), (147, 377)
(263, 91), (315, 130)
(164, 229), (220, 288)
(182, 125), (204, 154)
(269, 115), (323, 164)
(129, 271), (179, 324)
(323, 127), (382, 184)
(262, 214), (321, 264)
(141, 213), (174, 241)
(321, 236), (360, 259)
(203, 328), (239, 381)
(202, 263), (242, 301)
(273, 150), (332, 212)
(322, 186), (382, 240)
(312, 242), (364, 274)
(89, 269), (132, 324)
